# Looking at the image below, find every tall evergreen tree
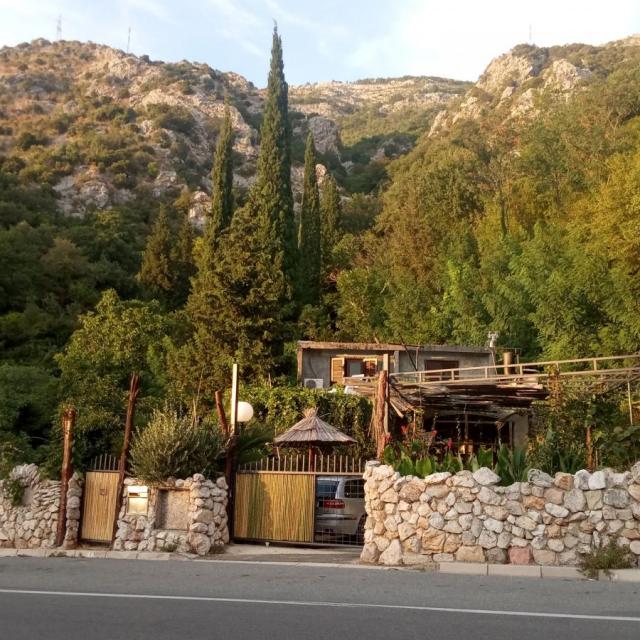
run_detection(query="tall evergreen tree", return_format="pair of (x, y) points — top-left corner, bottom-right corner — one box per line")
(170, 216), (195, 307)
(210, 103), (234, 241)
(250, 25), (295, 289)
(320, 174), (342, 271)
(183, 26), (295, 398)
(297, 132), (322, 306)
(137, 208), (172, 303)
(185, 202), (290, 397)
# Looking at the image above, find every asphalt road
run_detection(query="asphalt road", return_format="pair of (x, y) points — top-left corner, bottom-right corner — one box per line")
(1, 556), (639, 640)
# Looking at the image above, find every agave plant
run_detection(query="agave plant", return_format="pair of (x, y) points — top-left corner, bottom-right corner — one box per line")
(495, 444), (530, 485)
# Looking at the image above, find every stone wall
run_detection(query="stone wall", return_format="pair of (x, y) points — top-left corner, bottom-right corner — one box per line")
(361, 461), (640, 566)
(0, 464), (82, 549)
(113, 474), (229, 556)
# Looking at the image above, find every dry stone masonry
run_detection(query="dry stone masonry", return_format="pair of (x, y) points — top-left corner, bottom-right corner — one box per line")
(114, 474), (229, 556)
(0, 464), (81, 549)
(361, 461), (640, 567)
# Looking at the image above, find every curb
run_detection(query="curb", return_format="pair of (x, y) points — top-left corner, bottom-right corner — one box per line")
(2, 548), (640, 581)
(0, 548), (190, 562)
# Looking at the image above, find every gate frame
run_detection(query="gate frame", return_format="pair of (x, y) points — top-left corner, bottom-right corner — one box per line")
(234, 455), (365, 547)
(80, 455), (120, 544)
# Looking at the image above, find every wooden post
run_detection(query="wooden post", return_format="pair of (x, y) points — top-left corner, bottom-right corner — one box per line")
(382, 354), (390, 437)
(374, 369), (389, 459)
(215, 390), (230, 438)
(55, 407), (75, 547)
(111, 373), (140, 544)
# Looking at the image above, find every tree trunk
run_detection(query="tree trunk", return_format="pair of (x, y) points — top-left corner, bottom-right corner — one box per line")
(56, 407), (75, 547)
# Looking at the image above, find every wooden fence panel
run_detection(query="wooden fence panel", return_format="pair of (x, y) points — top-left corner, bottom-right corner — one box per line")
(234, 472), (315, 543)
(81, 471), (119, 543)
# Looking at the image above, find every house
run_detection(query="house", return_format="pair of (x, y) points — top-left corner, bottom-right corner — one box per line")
(297, 340), (494, 389)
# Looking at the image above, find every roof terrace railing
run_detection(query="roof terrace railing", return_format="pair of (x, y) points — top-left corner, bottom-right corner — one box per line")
(390, 354), (640, 386)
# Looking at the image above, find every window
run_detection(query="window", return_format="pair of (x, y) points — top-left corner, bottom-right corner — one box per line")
(331, 356), (379, 384)
(316, 479), (339, 499)
(343, 479), (365, 499)
(424, 359), (459, 381)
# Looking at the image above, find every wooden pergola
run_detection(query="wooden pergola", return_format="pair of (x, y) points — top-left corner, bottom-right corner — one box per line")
(346, 353), (640, 451)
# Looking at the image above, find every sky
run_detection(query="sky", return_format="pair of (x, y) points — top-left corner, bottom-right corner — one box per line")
(0, 0), (639, 86)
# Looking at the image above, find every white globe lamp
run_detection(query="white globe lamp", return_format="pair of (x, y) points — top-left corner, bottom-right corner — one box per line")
(237, 401), (254, 423)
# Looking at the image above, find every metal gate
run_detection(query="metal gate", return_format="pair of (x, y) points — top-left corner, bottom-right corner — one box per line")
(234, 455), (365, 546)
(81, 456), (120, 543)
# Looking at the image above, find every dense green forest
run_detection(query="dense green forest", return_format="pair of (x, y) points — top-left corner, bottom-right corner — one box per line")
(1, 34), (639, 470)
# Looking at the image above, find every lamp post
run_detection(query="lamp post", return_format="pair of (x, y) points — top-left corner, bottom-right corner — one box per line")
(226, 363), (253, 540)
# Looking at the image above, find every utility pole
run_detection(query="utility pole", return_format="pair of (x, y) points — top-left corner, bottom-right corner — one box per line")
(56, 15), (62, 41)
(126, 27), (131, 54)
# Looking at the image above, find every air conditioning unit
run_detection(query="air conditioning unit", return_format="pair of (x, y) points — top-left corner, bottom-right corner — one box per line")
(303, 378), (324, 389)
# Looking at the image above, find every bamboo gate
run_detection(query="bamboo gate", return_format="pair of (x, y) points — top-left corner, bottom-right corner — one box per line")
(234, 454), (365, 546)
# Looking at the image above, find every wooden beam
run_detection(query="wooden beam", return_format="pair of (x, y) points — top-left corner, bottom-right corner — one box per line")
(111, 372), (140, 545)
(55, 407), (75, 547)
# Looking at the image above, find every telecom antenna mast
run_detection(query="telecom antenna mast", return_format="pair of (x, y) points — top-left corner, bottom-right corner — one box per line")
(126, 27), (131, 53)
(56, 15), (62, 41)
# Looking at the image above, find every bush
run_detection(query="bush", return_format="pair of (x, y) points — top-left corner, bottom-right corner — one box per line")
(578, 539), (636, 579)
(130, 407), (224, 483)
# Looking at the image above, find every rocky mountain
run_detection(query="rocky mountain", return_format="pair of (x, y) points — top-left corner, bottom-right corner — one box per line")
(429, 36), (640, 135)
(0, 39), (470, 222)
(290, 76), (469, 174)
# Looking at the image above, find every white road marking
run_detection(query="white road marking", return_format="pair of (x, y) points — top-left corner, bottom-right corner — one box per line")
(0, 588), (638, 623)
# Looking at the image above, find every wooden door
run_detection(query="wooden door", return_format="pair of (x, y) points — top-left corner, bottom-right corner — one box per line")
(81, 471), (119, 543)
(234, 472), (315, 543)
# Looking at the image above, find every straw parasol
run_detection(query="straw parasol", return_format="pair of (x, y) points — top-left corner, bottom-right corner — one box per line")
(274, 408), (355, 470)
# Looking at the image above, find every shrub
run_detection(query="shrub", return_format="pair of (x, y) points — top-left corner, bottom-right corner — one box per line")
(130, 407), (224, 483)
(578, 539), (636, 579)
(495, 444), (530, 485)
(3, 477), (24, 506)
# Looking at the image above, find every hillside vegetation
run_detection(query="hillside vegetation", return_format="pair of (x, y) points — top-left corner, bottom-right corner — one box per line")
(1, 35), (639, 467)
(336, 37), (640, 360)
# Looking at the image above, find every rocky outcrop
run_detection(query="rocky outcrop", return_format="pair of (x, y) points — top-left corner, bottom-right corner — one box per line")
(0, 464), (81, 549)
(361, 461), (640, 567)
(0, 39), (345, 216)
(113, 474), (229, 556)
(290, 77), (469, 123)
(428, 40), (633, 136)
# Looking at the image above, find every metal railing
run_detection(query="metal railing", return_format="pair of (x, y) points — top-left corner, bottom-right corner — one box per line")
(390, 354), (640, 386)
(238, 454), (365, 475)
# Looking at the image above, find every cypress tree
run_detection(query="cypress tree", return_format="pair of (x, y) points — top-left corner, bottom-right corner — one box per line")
(184, 26), (295, 395)
(186, 202), (290, 396)
(137, 207), (172, 303)
(320, 174), (342, 271)
(170, 216), (195, 307)
(250, 25), (294, 289)
(210, 103), (234, 241)
(297, 132), (322, 306)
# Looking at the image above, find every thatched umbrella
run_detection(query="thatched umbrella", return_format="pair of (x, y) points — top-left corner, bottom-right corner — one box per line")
(274, 408), (355, 470)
